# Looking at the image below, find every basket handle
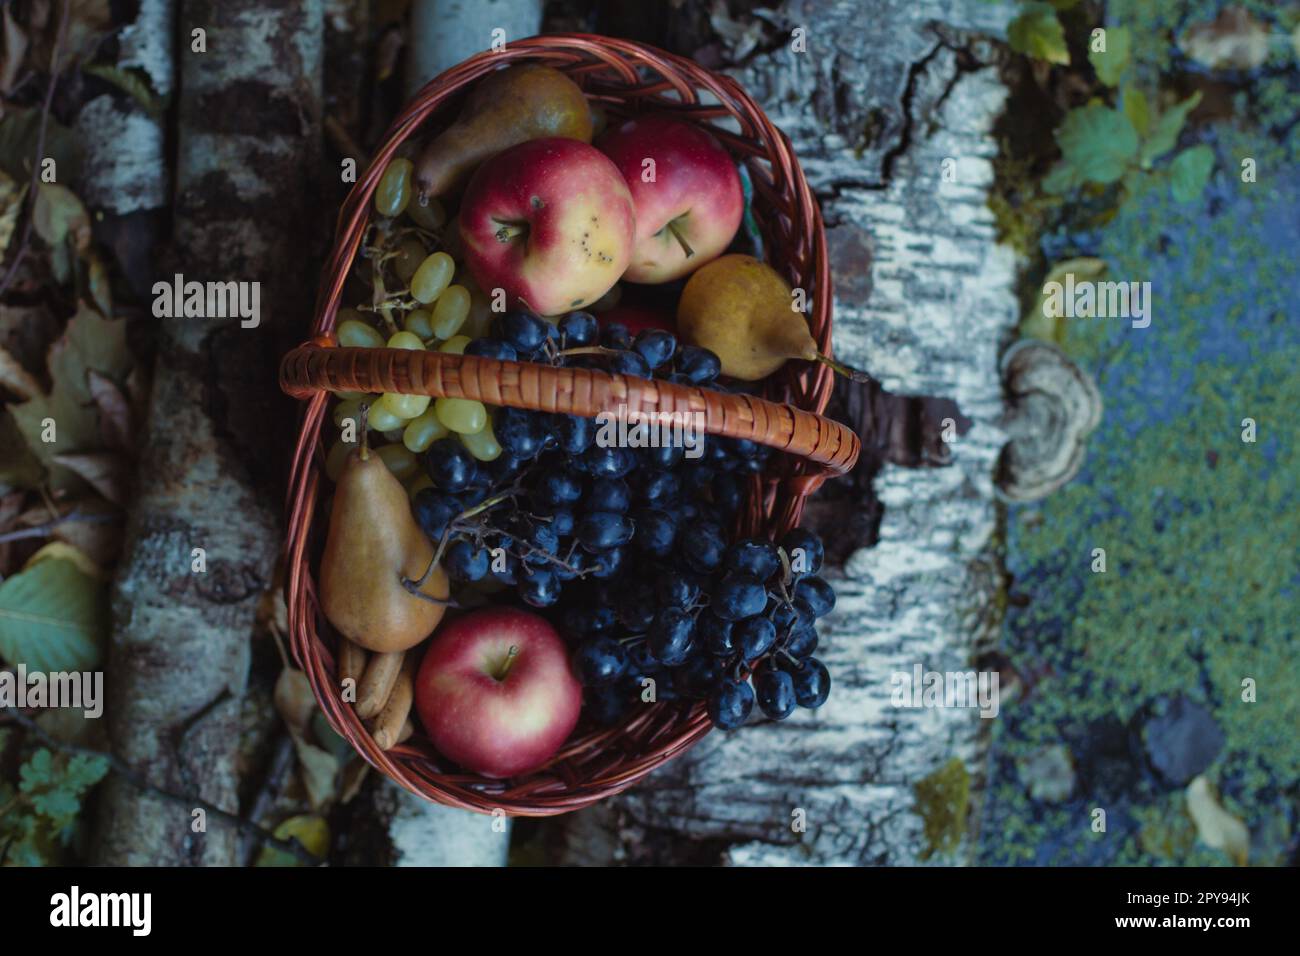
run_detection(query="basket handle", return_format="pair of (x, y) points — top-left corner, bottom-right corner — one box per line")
(279, 343), (861, 479)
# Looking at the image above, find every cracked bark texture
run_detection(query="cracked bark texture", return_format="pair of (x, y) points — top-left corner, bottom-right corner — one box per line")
(554, 0), (1017, 865)
(93, 0), (324, 866)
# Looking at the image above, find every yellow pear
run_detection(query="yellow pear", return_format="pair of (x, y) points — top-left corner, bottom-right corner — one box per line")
(320, 434), (449, 654)
(414, 64), (593, 201)
(676, 254), (820, 381)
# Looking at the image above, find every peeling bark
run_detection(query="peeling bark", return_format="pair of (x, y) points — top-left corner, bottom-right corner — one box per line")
(554, 0), (1018, 865)
(93, 0), (324, 866)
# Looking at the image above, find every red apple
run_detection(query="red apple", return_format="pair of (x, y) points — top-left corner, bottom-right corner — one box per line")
(598, 302), (676, 337)
(596, 115), (743, 284)
(414, 607), (581, 778)
(459, 138), (636, 316)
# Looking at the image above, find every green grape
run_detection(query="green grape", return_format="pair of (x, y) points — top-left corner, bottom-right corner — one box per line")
(378, 391), (430, 420)
(386, 330), (424, 350)
(402, 406), (451, 452)
(435, 397), (487, 434)
(337, 306), (365, 325)
(411, 252), (454, 304)
(376, 443), (419, 481)
(438, 335), (471, 355)
(393, 237), (428, 284)
(374, 158), (414, 218)
(459, 413), (502, 461)
(333, 398), (362, 429)
(407, 195), (447, 232)
(403, 308), (434, 340)
(338, 319), (385, 348)
(462, 290), (494, 339)
(431, 285), (471, 339)
(325, 438), (359, 481)
(367, 402), (406, 433)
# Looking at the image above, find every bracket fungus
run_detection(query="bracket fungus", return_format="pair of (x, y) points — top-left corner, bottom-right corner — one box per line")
(995, 339), (1102, 502)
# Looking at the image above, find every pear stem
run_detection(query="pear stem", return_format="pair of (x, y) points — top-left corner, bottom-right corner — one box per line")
(666, 220), (695, 259)
(495, 645), (520, 681)
(814, 351), (876, 385)
(357, 404), (371, 460)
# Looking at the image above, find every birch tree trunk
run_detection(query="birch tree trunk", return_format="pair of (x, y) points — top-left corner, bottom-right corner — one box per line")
(93, 0), (324, 866)
(555, 0), (1017, 866)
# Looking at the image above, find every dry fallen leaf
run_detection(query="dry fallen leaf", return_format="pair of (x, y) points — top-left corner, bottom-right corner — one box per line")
(87, 368), (132, 450)
(51, 451), (129, 506)
(273, 667), (317, 736)
(0, 4), (27, 96)
(1179, 7), (1271, 71)
(0, 169), (25, 257)
(1186, 775), (1250, 865)
(0, 344), (41, 399)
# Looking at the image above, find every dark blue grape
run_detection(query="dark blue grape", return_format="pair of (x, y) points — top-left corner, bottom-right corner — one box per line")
(497, 311), (548, 352)
(583, 445), (636, 478)
(573, 636), (628, 686)
(548, 509), (575, 537)
(576, 511), (635, 551)
(635, 470), (680, 504)
(754, 663), (796, 719)
(655, 571), (699, 610)
(708, 678), (754, 729)
(735, 615), (777, 660)
(516, 519), (559, 567)
(459, 479), (490, 508)
(625, 639), (657, 675)
(599, 321), (632, 350)
(495, 408), (544, 458)
(724, 538), (781, 582)
(553, 415), (594, 455)
(784, 625), (818, 659)
(790, 657), (830, 708)
(464, 338), (517, 361)
(490, 551), (520, 585)
(483, 453), (524, 483)
(677, 346), (722, 384)
(712, 573), (768, 621)
(586, 477), (630, 513)
(698, 612), (737, 658)
(425, 441), (477, 492)
(518, 566), (560, 607)
(712, 473), (744, 514)
(632, 508), (676, 556)
(633, 329), (676, 369)
(445, 539), (489, 582)
(679, 655), (722, 698)
(610, 349), (651, 378)
(795, 576), (836, 618)
(781, 528), (824, 578)
(536, 467), (583, 507)
(647, 607), (694, 666)
(559, 311), (598, 347)
(682, 465), (715, 497)
(616, 582), (656, 632)
(641, 443), (684, 469)
(562, 605), (614, 638)
(679, 520), (726, 574)
(411, 490), (460, 540)
(589, 547), (626, 579)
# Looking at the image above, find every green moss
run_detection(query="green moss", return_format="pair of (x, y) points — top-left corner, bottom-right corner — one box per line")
(914, 757), (971, 861)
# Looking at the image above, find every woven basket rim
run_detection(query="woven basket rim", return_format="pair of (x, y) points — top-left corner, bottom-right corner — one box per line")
(280, 34), (853, 816)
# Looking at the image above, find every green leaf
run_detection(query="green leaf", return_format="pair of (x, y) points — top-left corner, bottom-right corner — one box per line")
(1088, 25), (1131, 86)
(0, 557), (107, 671)
(9, 304), (132, 490)
(0, 410), (45, 490)
(1041, 158), (1083, 195)
(1140, 91), (1202, 167)
(1121, 84), (1151, 138)
(1055, 103), (1138, 185)
(1169, 145), (1215, 203)
(81, 64), (161, 116)
(1008, 2), (1070, 65)
(0, 108), (82, 184)
(33, 183), (90, 252)
(256, 814), (329, 867)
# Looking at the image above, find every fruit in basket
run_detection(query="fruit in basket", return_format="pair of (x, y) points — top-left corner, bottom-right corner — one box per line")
(414, 64), (594, 202)
(596, 116), (743, 283)
(459, 138), (635, 316)
(676, 254), (818, 380)
(414, 607), (582, 777)
(320, 415), (450, 653)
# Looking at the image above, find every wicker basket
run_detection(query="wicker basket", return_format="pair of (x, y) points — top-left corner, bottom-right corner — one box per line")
(278, 34), (861, 816)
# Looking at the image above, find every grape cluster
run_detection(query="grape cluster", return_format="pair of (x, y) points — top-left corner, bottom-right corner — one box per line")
(407, 309), (836, 731)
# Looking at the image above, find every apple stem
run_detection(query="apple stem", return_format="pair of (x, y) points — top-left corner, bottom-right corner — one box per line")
(496, 645), (520, 681)
(493, 219), (529, 243)
(815, 351), (876, 385)
(667, 220), (695, 259)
